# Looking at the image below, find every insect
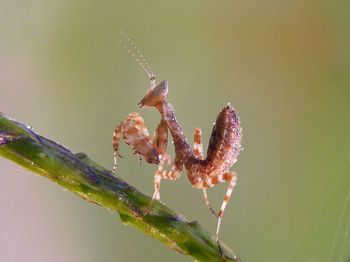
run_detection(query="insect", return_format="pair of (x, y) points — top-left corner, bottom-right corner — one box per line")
(112, 32), (243, 242)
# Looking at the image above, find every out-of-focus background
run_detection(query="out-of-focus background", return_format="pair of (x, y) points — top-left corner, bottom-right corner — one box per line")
(1, 1), (350, 261)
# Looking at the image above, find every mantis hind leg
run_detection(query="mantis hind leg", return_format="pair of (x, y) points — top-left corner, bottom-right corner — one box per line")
(203, 188), (218, 219)
(215, 172), (237, 242)
(194, 170), (237, 242)
(194, 128), (218, 218)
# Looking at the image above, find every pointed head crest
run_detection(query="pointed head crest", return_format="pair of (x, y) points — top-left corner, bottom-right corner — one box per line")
(138, 80), (168, 108)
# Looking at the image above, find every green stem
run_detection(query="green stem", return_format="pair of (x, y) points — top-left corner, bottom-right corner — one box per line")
(0, 112), (242, 262)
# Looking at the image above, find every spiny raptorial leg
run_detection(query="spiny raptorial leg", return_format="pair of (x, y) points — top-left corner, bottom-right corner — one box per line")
(112, 112), (159, 175)
(194, 128), (218, 218)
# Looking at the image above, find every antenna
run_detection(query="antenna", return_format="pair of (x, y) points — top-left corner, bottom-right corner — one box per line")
(120, 31), (156, 87)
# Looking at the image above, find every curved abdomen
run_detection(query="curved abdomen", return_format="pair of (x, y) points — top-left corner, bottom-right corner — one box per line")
(204, 104), (242, 175)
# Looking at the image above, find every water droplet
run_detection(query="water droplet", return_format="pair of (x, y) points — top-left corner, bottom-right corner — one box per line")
(38, 152), (46, 158)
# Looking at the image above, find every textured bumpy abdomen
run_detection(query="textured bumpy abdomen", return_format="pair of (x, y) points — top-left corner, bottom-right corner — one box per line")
(205, 104), (242, 175)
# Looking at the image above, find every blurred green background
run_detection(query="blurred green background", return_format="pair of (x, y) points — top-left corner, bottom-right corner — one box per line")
(1, 1), (350, 261)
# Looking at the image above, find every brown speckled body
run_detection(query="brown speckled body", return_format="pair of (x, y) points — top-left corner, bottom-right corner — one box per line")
(114, 77), (242, 241)
(115, 33), (242, 241)
(156, 101), (242, 189)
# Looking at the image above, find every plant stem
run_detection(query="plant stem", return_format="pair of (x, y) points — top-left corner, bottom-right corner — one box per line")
(0, 112), (242, 262)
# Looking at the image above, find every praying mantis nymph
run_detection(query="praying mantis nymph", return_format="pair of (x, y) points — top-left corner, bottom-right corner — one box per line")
(112, 32), (243, 244)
